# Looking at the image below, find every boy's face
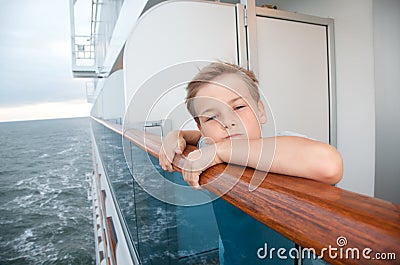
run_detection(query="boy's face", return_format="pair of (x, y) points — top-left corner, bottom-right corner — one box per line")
(192, 74), (266, 143)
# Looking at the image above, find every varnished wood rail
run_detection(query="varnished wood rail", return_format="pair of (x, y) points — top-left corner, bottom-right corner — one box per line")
(92, 117), (400, 264)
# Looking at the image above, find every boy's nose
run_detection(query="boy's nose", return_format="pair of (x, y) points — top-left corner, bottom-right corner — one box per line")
(220, 112), (238, 129)
(223, 121), (236, 128)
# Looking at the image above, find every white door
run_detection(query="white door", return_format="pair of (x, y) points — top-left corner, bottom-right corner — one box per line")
(256, 13), (331, 143)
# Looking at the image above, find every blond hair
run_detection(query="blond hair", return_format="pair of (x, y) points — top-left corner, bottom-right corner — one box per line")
(186, 62), (260, 124)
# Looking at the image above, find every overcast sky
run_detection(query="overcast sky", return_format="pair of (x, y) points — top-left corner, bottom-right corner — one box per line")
(0, 0), (92, 122)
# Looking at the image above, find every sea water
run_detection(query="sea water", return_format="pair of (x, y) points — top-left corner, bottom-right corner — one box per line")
(0, 118), (95, 264)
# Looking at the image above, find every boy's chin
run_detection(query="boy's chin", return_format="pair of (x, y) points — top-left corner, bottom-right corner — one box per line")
(203, 137), (217, 145)
(223, 134), (249, 141)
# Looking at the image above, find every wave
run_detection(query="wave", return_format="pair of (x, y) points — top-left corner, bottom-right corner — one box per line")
(0, 118), (95, 264)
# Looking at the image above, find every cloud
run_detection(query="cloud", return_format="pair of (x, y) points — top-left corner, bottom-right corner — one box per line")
(0, 0), (91, 111)
(0, 99), (92, 122)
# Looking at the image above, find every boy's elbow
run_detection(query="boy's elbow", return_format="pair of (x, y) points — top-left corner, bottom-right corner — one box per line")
(321, 159), (343, 185)
(317, 146), (343, 185)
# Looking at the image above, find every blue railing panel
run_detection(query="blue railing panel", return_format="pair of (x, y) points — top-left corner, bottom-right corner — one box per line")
(91, 120), (220, 264)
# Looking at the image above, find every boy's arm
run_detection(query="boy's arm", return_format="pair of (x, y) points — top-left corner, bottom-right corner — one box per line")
(216, 136), (343, 184)
(159, 130), (201, 172)
(182, 136), (343, 188)
(179, 130), (202, 146)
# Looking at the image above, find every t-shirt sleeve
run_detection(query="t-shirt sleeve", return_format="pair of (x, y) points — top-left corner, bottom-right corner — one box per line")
(197, 136), (207, 148)
(276, 131), (311, 139)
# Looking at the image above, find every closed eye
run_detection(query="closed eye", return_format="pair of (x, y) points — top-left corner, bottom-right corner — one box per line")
(206, 115), (217, 122)
(233, 105), (246, 111)
(200, 113), (218, 122)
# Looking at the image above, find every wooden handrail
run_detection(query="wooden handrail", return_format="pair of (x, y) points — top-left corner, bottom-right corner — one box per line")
(92, 117), (400, 264)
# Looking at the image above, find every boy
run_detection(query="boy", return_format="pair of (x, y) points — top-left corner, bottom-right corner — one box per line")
(159, 62), (343, 264)
(159, 62), (342, 187)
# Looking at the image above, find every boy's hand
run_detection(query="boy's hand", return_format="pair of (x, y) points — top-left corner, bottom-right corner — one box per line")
(159, 131), (186, 172)
(182, 144), (223, 189)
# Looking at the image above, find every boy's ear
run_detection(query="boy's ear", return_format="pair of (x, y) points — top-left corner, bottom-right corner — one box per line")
(257, 100), (267, 124)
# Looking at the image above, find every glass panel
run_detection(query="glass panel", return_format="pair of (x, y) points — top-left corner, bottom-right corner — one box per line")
(212, 198), (295, 265)
(91, 120), (219, 264)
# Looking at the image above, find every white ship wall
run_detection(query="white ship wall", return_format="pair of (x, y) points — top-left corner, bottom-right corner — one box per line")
(91, 70), (125, 121)
(96, 0), (148, 75)
(373, 0), (400, 204)
(91, 132), (137, 265)
(123, 1), (238, 130)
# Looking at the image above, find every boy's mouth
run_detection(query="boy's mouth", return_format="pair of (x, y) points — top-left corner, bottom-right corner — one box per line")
(225, 133), (244, 139)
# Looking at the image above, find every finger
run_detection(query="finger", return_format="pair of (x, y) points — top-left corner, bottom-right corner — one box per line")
(166, 163), (173, 172)
(159, 149), (167, 163)
(160, 144), (173, 162)
(158, 152), (164, 164)
(175, 138), (186, 154)
(160, 154), (167, 165)
(159, 155), (166, 169)
(188, 172), (201, 189)
(162, 158), (173, 172)
(182, 169), (188, 184)
(182, 160), (192, 184)
(160, 155), (171, 172)
(182, 159), (201, 189)
(185, 161), (199, 188)
(175, 148), (182, 154)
